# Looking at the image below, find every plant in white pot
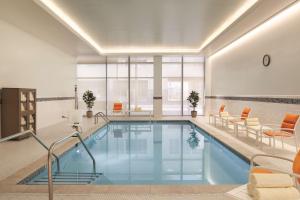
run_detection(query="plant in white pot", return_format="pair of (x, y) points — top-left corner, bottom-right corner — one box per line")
(187, 90), (199, 118)
(83, 90), (96, 118)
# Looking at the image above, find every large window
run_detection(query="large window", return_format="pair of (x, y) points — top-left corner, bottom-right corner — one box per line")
(130, 57), (153, 111)
(183, 56), (204, 115)
(77, 55), (204, 116)
(107, 57), (129, 114)
(77, 64), (106, 113)
(162, 56), (182, 115)
(162, 56), (204, 116)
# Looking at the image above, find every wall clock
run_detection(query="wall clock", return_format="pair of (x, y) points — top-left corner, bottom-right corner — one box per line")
(263, 54), (271, 66)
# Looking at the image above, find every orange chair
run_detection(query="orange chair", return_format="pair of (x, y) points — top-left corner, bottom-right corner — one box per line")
(209, 104), (226, 124)
(112, 102), (123, 113)
(260, 113), (299, 150)
(250, 151), (300, 184)
(221, 107), (251, 129)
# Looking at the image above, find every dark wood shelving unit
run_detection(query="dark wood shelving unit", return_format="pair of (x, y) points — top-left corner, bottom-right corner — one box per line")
(1, 88), (36, 139)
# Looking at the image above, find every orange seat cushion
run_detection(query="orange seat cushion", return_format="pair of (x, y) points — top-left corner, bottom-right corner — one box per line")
(219, 105), (225, 113)
(293, 151), (300, 183)
(113, 103), (123, 111)
(251, 168), (273, 174)
(263, 130), (292, 137)
(241, 107), (251, 119)
(281, 114), (299, 133)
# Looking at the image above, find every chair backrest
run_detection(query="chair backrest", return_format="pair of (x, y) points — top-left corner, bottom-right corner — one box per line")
(240, 107), (251, 119)
(293, 150), (300, 183)
(113, 103), (123, 111)
(245, 118), (260, 126)
(281, 113), (299, 133)
(219, 105), (225, 114)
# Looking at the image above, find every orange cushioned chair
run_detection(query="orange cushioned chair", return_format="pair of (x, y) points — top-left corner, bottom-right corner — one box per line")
(261, 113), (299, 150)
(230, 107), (252, 123)
(250, 150), (300, 184)
(113, 102), (123, 113)
(209, 104), (226, 124)
(221, 107), (251, 128)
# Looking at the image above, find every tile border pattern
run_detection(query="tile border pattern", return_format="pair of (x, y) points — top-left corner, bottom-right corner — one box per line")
(0, 89), (74, 103)
(205, 96), (300, 105)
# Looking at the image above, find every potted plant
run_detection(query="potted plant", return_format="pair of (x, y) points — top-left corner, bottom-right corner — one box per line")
(187, 90), (199, 118)
(82, 90), (96, 118)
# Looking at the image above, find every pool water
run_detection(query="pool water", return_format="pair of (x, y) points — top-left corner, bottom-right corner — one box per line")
(24, 121), (249, 185)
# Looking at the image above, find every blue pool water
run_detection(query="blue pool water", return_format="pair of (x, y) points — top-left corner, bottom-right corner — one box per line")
(23, 121), (249, 185)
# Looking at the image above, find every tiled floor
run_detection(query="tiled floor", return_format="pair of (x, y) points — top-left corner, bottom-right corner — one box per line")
(0, 193), (233, 200)
(0, 116), (297, 200)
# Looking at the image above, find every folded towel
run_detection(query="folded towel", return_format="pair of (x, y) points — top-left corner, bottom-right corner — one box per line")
(253, 187), (300, 200)
(249, 173), (294, 188)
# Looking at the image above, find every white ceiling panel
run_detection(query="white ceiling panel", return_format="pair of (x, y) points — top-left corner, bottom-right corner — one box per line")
(50, 0), (247, 51)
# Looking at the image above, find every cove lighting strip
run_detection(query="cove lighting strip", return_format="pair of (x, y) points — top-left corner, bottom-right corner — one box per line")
(35, 0), (257, 54)
(210, 0), (300, 58)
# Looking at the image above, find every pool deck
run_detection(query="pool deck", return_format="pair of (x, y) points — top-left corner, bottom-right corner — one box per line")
(0, 116), (296, 199)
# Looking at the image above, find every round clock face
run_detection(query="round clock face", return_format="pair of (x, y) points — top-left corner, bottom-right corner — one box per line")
(263, 54), (271, 66)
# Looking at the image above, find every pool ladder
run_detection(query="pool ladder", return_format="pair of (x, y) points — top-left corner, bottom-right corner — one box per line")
(94, 111), (110, 124)
(29, 172), (102, 185)
(0, 128), (97, 200)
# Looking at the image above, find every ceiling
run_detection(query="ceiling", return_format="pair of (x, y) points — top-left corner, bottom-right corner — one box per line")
(36, 0), (255, 54)
(0, 0), (96, 56)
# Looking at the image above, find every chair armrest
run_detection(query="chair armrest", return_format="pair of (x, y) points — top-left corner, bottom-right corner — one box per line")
(250, 154), (293, 167)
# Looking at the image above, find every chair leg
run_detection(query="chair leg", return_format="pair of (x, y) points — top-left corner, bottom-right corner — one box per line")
(273, 136), (276, 148)
(281, 136), (284, 149)
(235, 124), (238, 137)
(295, 137), (298, 152)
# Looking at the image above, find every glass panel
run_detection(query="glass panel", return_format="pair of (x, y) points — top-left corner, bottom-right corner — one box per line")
(130, 56), (153, 63)
(77, 79), (106, 113)
(183, 60), (204, 115)
(77, 64), (106, 77)
(130, 79), (153, 111)
(107, 63), (128, 78)
(183, 63), (204, 77)
(107, 56), (128, 63)
(162, 63), (181, 77)
(162, 56), (182, 115)
(162, 78), (181, 115)
(107, 78), (128, 113)
(162, 56), (182, 63)
(183, 56), (205, 63)
(130, 63), (153, 78)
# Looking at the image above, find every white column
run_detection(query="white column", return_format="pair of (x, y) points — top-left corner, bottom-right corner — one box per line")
(153, 55), (162, 117)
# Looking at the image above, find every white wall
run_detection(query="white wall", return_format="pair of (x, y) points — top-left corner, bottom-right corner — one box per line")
(205, 3), (300, 131)
(206, 4), (300, 96)
(0, 19), (76, 132)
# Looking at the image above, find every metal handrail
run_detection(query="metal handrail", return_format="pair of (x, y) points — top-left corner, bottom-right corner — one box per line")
(47, 131), (96, 200)
(0, 130), (61, 172)
(94, 111), (109, 124)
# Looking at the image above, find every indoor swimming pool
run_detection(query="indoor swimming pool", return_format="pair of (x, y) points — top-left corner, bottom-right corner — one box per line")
(22, 121), (249, 185)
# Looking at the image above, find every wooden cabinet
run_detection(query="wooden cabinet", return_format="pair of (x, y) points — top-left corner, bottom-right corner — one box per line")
(1, 88), (36, 139)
